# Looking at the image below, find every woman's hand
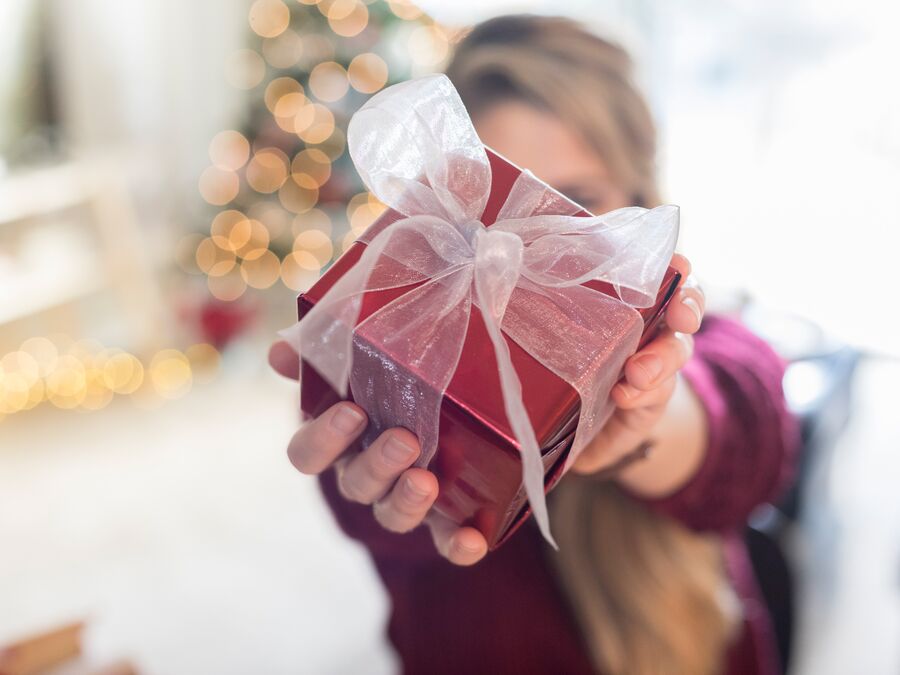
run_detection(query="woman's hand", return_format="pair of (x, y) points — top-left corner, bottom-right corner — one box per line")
(569, 254), (707, 478)
(269, 341), (489, 566)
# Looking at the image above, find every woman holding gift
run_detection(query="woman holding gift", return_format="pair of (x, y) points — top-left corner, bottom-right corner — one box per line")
(269, 14), (797, 675)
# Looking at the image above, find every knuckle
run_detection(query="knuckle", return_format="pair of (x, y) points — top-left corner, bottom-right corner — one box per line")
(338, 471), (373, 504)
(373, 501), (408, 533)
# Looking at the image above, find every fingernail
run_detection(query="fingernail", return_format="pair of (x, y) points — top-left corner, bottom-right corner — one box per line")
(682, 296), (703, 326)
(404, 476), (431, 502)
(383, 436), (417, 466)
(330, 405), (365, 434)
(633, 353), (663, 383)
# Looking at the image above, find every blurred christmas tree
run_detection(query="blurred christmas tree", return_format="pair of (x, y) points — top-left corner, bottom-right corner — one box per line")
(190, 0), (451, 308)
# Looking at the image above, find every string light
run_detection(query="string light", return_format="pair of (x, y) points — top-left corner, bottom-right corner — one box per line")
(291, 148), (332, 189)
(265, 77), (303, 112)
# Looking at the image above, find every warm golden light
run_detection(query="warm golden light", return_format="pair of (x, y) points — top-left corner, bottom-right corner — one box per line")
(294, 103), (335, 144)
(348, 53), (389, 93)
(240, 249), (282, 288)
(262, 29), (304, 69)
(291, 148), (331, 189)
(293, 229), (334, 266)
(102, 353), (144, 394)
(209, 130), (251, 171)
(388, 0), (424, 20)
(199, 167), (240, 206)
(328, 0), (369, 37)
(278, 180), (319, 214)
(293, 208), (332, 238)
(226, 49), (267, 90)
(196, 237), (237, 276)
(309, 61), (349, 102)
(149, 350), (193, 399)
(248, 0), (291, 38)
(19, 337), (58, 377)
(207, 269), (247, 301)
(233, 219), (271, 260)
(311, 126), (346, 160)
(246, 147), (290, 193)
(265, 77), (303, 112)
(281, 252), (322, 290)
(247, 201), (292, 238)
(210, 210), (251, 252)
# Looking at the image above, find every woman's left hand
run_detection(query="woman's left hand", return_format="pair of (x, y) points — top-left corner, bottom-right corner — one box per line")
(570, 254), (706, 475)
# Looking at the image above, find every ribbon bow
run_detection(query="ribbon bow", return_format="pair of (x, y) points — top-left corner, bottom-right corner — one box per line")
(284, 75), (678, 547)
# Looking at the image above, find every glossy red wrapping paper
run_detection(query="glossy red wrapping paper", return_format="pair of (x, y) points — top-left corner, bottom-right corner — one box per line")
(298, 149), (680, 548)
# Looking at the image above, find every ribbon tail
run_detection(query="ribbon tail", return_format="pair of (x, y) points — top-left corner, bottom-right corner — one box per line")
(481, 308), (557, 549)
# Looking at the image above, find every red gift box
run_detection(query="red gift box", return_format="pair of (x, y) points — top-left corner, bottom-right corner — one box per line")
(297, 148), (680, 549)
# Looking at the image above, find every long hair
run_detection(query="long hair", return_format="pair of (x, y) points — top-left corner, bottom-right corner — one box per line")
(446, 16), (739, 674)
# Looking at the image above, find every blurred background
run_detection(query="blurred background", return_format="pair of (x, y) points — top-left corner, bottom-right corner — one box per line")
(0, 0), (897, 673)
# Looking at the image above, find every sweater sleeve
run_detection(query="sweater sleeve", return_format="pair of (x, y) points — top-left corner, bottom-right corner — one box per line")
(626, 315), (800, 532)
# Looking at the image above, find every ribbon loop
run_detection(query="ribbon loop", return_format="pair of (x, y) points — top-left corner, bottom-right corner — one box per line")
(286, 75), (679, 548)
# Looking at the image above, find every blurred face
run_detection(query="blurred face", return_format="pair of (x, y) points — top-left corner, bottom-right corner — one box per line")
(473, 100), (630, 215)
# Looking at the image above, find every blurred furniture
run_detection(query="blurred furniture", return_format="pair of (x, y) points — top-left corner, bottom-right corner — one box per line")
(742, 305), (861, 673)
(0, 160), (164, 352)
(0, 621), (137, 675)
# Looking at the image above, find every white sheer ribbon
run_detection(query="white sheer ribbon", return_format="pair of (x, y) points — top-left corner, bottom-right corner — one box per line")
(282, 74), (679, 547)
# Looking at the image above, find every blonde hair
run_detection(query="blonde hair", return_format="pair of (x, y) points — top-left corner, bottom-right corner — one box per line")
(447, 16), (739, 675)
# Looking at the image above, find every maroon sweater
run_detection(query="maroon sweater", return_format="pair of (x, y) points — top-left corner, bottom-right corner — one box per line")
(318, 316), (799, 674)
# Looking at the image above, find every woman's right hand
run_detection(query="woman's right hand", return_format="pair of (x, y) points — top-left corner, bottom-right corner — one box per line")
(268, 340), (489, 566)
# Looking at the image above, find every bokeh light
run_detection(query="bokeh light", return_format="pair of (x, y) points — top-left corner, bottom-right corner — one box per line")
(293, 229), (334, 266)
(240, 249), (282, 289)
(293, 208), (332, 238)
(294, 103), (335, 143)
(327, 0), (369, 37)
(226, 49), (267, 89)
(278, 180), (319, 214)
(209, 130), (251, 171)
(265, 77), (303, 112)
(291, 148), (331, 189)
(196, 237), (237, 276)
(207, 268), (248, 301)
(388, 0), (424, 20)
(309, 61), (349, 102)
(248, 0), (291, 39)
(348, 53), (389, 94)
(262, 29), (304, 69)
(246, 147), (290, 193)
(199, 167), (240, 205)
(281, 252), (323, 291)
(149, 350), (193, 399)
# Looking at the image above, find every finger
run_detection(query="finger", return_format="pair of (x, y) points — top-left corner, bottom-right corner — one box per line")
(665, 278), (706, 334)
(287, 402), (367, 474)
(337, 428), (421, 504)
(612, 374), (677, 410)
(428, 514), (488, 566)
(268, 340), (300, 380)
(623, 331), (693, 391)
(669, 253), (692, 280)
(373, 468), (438, 532)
